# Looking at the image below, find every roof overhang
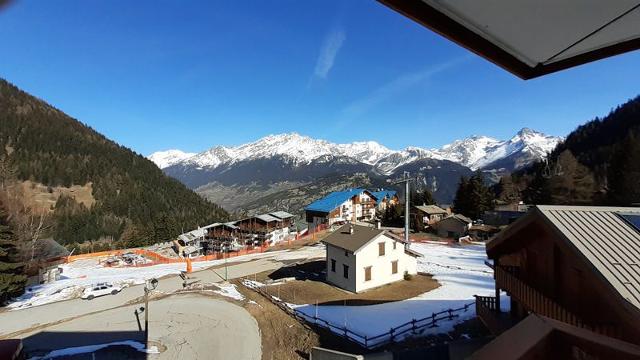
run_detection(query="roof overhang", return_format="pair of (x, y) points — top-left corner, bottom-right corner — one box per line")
(378, 0), (640, 79)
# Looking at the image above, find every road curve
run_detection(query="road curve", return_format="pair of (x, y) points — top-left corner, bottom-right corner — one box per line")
(20, 293), (261, 360)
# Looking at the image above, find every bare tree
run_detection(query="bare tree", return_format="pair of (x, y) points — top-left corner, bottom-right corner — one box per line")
(0, 186), (51, 263)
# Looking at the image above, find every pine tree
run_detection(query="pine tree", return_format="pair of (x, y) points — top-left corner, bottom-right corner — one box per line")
(453, 176), (470, 216)
(607, 133), (640, 205)
(0, 201), (27, 304)
(496, 175), (520, 203)
(453, 173), (494, 219)
(421, 189), (436, 206)
(548, 150), (595, 205)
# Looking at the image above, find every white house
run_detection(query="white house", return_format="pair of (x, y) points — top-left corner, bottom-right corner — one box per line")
(322, 224), (419, 293)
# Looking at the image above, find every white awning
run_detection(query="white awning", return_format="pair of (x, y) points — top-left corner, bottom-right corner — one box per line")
(379, 0), (640, 79)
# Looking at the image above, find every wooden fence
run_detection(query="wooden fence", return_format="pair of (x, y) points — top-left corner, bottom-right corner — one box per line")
(495, 265), (619, 338)
(242, 280), (474, 349)
(65, 225), (330, 266)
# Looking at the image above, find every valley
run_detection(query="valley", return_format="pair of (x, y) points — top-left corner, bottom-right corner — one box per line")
(150, 130), (561, 215)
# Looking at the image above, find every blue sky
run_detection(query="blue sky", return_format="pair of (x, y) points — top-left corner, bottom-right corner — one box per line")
(1, 1), (640, 155)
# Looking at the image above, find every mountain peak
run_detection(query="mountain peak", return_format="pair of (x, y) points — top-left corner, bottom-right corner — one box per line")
(148, 129), (562, 171)
(147, 149), (196, 169)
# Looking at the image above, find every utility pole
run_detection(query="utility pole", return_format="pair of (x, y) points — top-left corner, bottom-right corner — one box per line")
(224, 249), (228, 281)
(388, 171), (413, 243)
(143, 278), (158, 349)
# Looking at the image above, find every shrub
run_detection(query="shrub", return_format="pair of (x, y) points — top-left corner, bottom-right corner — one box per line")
(404, 271), (413, 281)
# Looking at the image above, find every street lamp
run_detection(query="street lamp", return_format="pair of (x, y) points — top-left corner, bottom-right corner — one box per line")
(144, 278), (158, 348)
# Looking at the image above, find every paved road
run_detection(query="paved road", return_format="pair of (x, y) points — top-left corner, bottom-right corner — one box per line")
(0, 245), (324, 338)
(20, 294), (262, 360)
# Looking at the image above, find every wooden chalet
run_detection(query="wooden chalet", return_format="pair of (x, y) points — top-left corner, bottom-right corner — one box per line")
(268, 211), (295, 228)
(475, 205), (640, 357)
(413, 204), (448, 228)
(235, 214), (282, 233)
(205, 222), (239, 240)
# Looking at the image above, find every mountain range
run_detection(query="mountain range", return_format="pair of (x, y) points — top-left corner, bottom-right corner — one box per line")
(150, 129), (562, 214)
(151, 129), (560, 172)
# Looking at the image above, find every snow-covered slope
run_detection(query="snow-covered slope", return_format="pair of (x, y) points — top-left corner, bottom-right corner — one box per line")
(149, 133), (394, 169)
(148, 129), (561, 172)
(147, 149), (196, 169)
(432, 128), (562, 170)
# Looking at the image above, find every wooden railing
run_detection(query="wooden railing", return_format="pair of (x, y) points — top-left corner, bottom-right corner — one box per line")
(495, 265), (619, 338)
(475, 295), (517, 335)
(244, 280), (474, 349)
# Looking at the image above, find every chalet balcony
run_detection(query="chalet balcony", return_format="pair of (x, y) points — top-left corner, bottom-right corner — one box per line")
(474, 295), (518, 335)
(494, 265), (620, 339)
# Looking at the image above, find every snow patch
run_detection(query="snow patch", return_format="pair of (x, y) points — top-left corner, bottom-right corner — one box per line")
(212, 283), (244, 301)
(289, 242), (509, 344)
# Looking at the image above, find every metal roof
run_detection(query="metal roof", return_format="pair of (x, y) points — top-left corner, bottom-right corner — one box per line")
(370, 190), (397, 205)
(322, 224), (386, 252)
(269, 211), (295, 220)
(490, 205), (640, 313)
(440, 213), (472, 225)
(379, 0), (640, 79)
(208, 222), (238, 230)
(304, 189), (370, 213)
(415, 205), (447, 215)
(254, 214), (281, 223)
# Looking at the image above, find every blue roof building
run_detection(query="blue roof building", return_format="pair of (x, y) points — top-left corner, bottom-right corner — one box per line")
(370, 190), (398, 205)
(305, 189), (370, 213)
(305, 189), (381, 230)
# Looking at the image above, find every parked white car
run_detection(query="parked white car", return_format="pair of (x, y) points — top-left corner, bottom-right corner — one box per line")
(81, 282), (123, 300)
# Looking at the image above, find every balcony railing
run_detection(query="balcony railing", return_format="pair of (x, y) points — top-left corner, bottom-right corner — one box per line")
(475, 295), (517, 335)
(495, 265), (619, 339)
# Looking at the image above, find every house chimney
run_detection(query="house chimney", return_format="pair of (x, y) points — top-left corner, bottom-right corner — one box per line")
(349, 224), (354, 235)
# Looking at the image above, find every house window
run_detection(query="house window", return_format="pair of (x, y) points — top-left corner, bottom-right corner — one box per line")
(378, 242), (385, 256)
(391, 260), (398, 274)
(364, 266), (372, 281)
(331, 259), (336, 272)
(343, 264), (349, 279)
(393, 241), (397, 250)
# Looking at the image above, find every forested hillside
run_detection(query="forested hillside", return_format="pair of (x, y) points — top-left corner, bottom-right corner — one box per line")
(0, 79), (228, 250)
(516, 96), (640, 206)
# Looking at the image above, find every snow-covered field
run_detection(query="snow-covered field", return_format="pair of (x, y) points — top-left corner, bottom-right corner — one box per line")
(291, 242), (507, 345)
(8, 244), (325, 310)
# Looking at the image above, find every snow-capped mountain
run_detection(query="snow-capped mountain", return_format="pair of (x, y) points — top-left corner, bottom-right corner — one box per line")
(156, 133), (395, 169)
(148, 129), (560, 172)
(147, 149), (196, 169)
(433, 128), (562, 170)
(147, 129), (560, 213)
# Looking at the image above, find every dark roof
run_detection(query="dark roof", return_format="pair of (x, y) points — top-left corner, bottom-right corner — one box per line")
(322, 224), (385, 252)
(305, 189), (375, 213)
(441, 214), (472, 225)
(378, 0), (640, 80)
(415, 205), (447, 215)
(488, 205), (640, 313)
(405, 248), (422, 258)
(0, 339), (22, 360)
